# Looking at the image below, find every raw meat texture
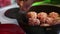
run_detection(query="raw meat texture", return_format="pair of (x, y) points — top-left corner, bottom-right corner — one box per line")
(49, 12), (59, 19)
(37, 12), (47, 23)
(53, 17), (60, 25)
(28, 18), (40, 26)
(46, 17), (54, 25)
(27, 11), (37, 19)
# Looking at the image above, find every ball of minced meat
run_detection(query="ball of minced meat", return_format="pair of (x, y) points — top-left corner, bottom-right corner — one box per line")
(53, 17), (60, 25)
(37, 12), (48, 23)
(49, 12), (59, 19)
(28, 18), (40, 26)
(40, 17), (54, 27)
(46, 17), (54, 25)
(27, 11), (37, 19)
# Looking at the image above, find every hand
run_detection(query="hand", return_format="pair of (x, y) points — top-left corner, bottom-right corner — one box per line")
(17, 0), (42, 11)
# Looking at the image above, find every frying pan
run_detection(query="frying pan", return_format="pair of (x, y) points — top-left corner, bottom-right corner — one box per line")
(17, 5), (60, 34)
(5, 5), (60, 34)
(4, 8), (20, 19)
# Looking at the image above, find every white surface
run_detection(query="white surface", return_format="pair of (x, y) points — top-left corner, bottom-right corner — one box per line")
(0, 4), (19, 25)
(11, 0), (16, 5)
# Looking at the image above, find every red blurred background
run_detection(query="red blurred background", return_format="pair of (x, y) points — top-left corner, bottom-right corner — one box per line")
(0, 0), (11, 7)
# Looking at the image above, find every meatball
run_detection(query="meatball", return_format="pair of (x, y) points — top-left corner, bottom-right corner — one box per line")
(37, 12), (48, 22)
(40, 17), (54, 27)
(28, 18), (40, 26)
(27, 11), (37, 19)
(53, 17), (60, 25)
(46, 17), (54, 25)
(38, 12), (47, 18)
(49, 12), (59, 19)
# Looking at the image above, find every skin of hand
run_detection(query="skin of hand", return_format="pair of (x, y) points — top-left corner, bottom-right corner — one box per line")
(17, 0), (42, 11)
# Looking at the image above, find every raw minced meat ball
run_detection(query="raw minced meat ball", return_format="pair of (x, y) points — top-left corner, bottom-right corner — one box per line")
(28, 18), (40, 26)
(27, 11), (37, 19)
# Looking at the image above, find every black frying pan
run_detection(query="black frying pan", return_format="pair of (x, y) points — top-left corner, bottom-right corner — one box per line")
(29, 5), (60, 14)
(18, 5), (60, 34)
(4, 8), (20, 19)
(5, 5), (60, 34)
